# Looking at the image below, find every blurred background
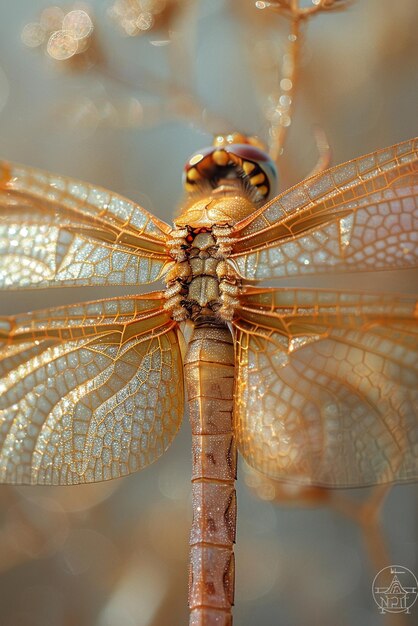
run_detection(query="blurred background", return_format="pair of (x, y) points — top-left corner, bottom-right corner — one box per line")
(0, 0), (417, 625)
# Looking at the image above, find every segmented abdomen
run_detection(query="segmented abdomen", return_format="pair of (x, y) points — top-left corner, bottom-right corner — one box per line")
(185, 319), (237, 626)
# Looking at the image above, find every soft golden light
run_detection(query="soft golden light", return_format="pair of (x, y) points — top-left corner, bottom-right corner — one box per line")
(22, 5), (95, 64)
(47, 30), (78, 60)
(62, 10), (93, 40)
(109, 0), (172, 37)
(21, 22), (47, 48)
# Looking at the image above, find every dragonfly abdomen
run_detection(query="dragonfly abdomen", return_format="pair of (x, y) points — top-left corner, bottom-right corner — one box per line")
(185, 319), (237, 626)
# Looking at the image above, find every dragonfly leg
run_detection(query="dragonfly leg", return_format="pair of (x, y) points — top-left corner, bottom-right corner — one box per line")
(216, 261), (241, 321)
(166, 227), (189, 262)
(164, 257), (192, 321)
(212, 225), (237, 256)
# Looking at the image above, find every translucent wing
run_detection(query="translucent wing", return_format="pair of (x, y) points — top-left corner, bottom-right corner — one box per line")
(0, 161), (173, 289)
(233, 287), (418, 487)
(0, 293), (183, 485)
(230, 139), (417, 279)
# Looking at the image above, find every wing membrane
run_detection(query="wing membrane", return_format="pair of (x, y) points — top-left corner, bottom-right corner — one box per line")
(0, 293), (184, 485)
(233, 287), (418, 487)
(0, 162), (173, 289)
(230, 139), (417, 279)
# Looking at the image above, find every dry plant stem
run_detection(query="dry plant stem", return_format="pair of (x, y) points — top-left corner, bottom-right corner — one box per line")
(331, 485), (391, 569)
(330, 486), (411, 626)
(298, 0), (352, 18)
(270, 0), (349, 19)
(93, 5), (235, 133)
(330, 483), (411, 626)
(268, 15), (301, 164)
(185, 320), (237, 626)
(96, 59), (235, 131)
(267, 0), (349, 164)
(304, 125), (332, 177)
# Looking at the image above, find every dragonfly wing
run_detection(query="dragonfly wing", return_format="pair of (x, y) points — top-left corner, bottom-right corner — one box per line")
(230, 139), (418, 279)
(0, 293), (184, 484)
(0, 161), (173, 289)
(233, 287), (418, 487)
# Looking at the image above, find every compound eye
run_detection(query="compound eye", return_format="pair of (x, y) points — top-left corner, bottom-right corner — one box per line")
(183, 142), (278, 201)
(226, 143), (278, 199)
(183, 146), (215, 190)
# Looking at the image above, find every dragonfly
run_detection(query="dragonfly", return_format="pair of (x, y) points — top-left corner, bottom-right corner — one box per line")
(0, 132), (417, 626)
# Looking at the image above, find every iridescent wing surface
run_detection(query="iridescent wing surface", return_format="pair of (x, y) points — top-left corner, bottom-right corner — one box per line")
(233, 287), (418, 487)
(0, 293), (184, 484)
(230, 139), (417, 279)
(0, 162), (173, 289)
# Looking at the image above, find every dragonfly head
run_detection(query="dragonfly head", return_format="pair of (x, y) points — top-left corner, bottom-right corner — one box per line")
(182, 132), (278, 204)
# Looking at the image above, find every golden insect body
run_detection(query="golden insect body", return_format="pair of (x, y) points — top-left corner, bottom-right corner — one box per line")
(0, 134), (417, 625)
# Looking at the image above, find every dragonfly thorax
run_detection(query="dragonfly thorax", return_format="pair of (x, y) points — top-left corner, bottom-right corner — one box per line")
(164, 226), (241, 322)
(174, 191), (257, 228)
